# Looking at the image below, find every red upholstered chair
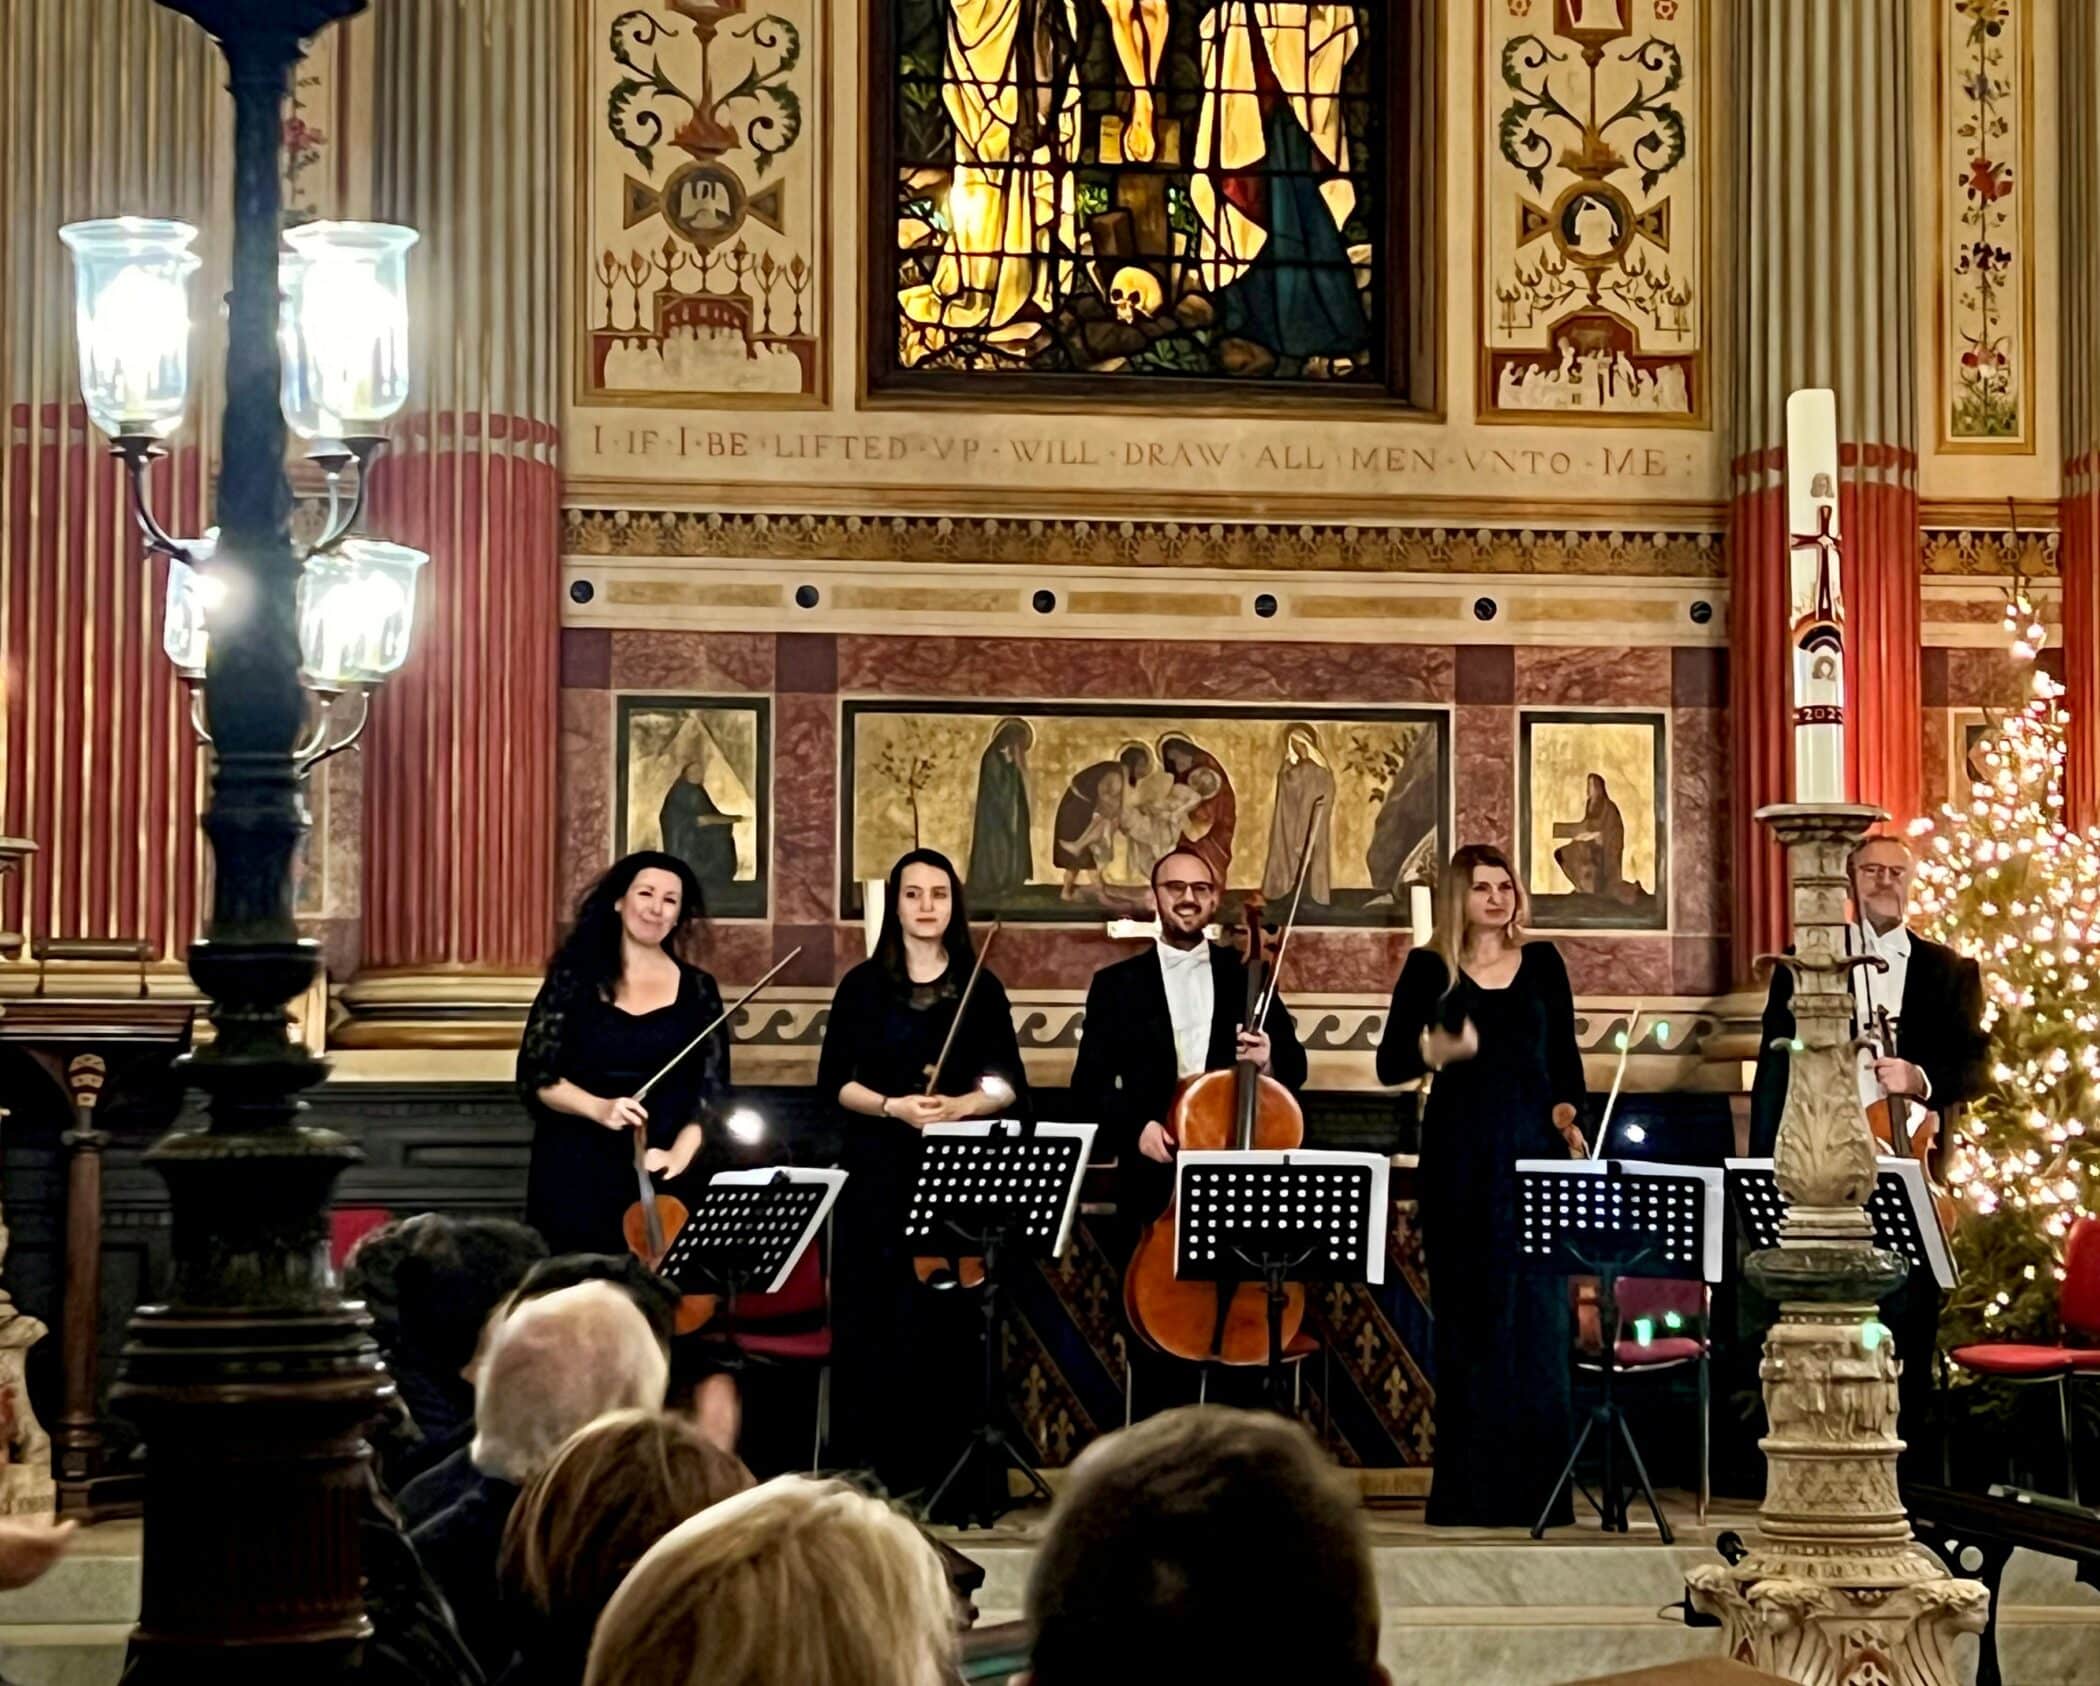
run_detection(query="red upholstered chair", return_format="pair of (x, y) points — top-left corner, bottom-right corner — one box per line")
(712, 1224), (834, 1471)
(331, 1206), (394, 1273)
(1577, 1275), (1711, 1522)
(1949, 1217), (2100, 1505)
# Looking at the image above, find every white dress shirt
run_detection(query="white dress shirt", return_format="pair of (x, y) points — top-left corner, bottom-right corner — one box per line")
(1853, 920), (1929, 1112)
(1156, 939), (1215, 1080)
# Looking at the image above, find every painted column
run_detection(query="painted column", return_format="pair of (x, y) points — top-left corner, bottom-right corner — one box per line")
(2062, 0), (2100, 830)
(1728, 0), (1924, 972)
(0, 1), (217, 964)
(349, 0), (563, 1016)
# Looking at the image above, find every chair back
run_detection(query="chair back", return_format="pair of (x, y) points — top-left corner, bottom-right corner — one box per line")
(1614, 1275), (1705, 1337)
(732, 1229), (828, 1329)
(2062, 1217), (2100, 1342)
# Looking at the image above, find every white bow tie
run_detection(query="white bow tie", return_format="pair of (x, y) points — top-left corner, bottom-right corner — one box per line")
(1158, 942), (1209, 974)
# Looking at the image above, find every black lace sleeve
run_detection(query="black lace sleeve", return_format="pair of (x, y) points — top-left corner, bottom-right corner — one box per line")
(516, 967), (585, 1101)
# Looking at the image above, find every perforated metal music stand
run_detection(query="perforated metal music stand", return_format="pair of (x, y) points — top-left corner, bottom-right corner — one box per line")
(1725, 1157), (1958, 1290)
(907, 1120), (1096, 1528)
(1516, 1157), (1724, 1542)
(1174, 1150), (1388, 1409)
(659, 1167), (847, 1336)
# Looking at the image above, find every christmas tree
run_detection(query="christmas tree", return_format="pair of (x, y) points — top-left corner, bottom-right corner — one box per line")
(1909, 588), (2100, 1356)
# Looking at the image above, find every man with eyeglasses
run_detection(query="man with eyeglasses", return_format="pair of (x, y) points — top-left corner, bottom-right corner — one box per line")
(1743, 831), (1989, 1478)
(1748, 833), (1988, 1161)
(1070, 849), (1308, 1230)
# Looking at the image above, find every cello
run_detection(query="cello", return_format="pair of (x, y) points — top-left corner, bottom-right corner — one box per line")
(1122, 809), (1320, 1366)
(620, 949), (801, 1333)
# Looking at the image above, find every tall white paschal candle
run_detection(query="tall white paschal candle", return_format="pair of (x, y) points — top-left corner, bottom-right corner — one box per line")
(1784, 388), (1847, 803)
(1409, 884), (1434, 949)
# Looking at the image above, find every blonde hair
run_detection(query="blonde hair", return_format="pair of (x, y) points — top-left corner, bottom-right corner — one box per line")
(501, 1409), (753, 1669)
(1429, 843), (1525, 999)
(583, 1476), (955, 1686)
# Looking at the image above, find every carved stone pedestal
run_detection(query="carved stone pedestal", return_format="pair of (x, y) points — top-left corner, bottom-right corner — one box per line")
(1687, 804), (1988, 1685)
(0, 1209), (56, 1518)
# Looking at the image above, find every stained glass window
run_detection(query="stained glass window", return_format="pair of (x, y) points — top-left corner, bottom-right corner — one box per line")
(875, 0), (1413, 389)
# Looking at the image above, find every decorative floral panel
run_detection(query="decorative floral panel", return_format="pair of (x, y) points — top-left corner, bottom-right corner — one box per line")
(1478, 0), (1706, 425)
(1938, 0), (2032, 450)
(581, 0), (827, 403)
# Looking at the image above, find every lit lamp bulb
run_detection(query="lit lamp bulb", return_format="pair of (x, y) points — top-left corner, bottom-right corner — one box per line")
(58, 217), (201, 438)
(279, 221), (419, 439)
(725, 1107), (766, 1145)
(979, 1074), (1016, 1112)
(1621, 1123), (1648, 1146)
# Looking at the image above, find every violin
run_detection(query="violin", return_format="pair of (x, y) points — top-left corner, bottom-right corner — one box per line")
(913, 923), (1004, 1292)
(1864, 1004), (1960, 1236)
(1121, 810), (1321, 1366)
(620, 950), (800, 1334)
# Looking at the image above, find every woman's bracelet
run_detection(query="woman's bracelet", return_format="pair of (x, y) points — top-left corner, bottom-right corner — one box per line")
(877, 1094), (894, 1118)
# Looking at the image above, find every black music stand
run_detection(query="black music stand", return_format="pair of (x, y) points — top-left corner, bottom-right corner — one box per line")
(658, 1167), (846, 1347)
(907, 1119), (1095, 1527)
(1725, 1157), (1958, 1291)
(1517, 1157), (1724, 1542)
(1174, 1149), (1389, 1412)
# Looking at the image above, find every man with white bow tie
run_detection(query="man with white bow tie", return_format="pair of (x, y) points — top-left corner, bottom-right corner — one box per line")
(1071, 849), (1308, 1228)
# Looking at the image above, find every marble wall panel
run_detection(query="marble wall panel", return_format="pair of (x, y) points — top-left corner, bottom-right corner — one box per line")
(1454, 705), (1517, 856)
(1555, 935), (1674, 998)
(1671, 936), (1731, 998)
(1514, 647), (1673, 707)
(1944, 647), (2032, 708)
(836, 637), (1456, 704)
(772, 693), (837, 928)
(1670, 706), (1728, 935)
(1922, 708), (1952, 814)
(700, 924), (777, 989)
(609, 630), (776, 693)
(558, 688), (615, 921)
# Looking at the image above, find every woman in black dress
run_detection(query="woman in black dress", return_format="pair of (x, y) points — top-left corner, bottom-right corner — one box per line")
(1376, 843), (1588, 1528)
(817, 848), (1028, 1493)
(517, 851), (733, 1435)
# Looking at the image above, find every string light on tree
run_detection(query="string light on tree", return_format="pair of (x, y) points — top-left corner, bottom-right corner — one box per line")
(1908, 586), (2099, 1349)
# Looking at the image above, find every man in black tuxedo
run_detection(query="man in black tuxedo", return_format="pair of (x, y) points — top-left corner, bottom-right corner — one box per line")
(1071, 850), (1308, 1229)
(1749, 834), (1989, 1159)
(1743, 832), (1990, 1478)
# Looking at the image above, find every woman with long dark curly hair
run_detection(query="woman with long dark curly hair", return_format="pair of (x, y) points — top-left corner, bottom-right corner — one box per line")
(517, 851), (730, 1259)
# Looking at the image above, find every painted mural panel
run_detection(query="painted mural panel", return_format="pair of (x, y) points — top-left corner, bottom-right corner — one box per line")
(881, 0), (1391, 384)
(1938, 0), (2032, 449)
(617, 696), (773, 919)
(1478, 0), (1705, 423)
(842, 703), (1449, 926)
(581, 0), (825, 403)
(1519, 710), (1667, 931)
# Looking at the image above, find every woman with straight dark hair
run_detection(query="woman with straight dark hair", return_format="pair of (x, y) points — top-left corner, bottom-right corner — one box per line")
(518, 850), (729, 1259)
(1375, 843), (1587, 1528)
(816, 848), (1028, 1492)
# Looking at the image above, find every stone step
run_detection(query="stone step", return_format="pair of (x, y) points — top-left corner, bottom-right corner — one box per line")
(0, 1625), (128, 1686)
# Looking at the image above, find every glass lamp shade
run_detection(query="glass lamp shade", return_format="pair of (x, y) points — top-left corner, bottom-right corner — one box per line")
(161, 531), (222, 678)
(297, 538), (427, 686)
(58, 218), (202, 439)
(279, 221), (418, 439)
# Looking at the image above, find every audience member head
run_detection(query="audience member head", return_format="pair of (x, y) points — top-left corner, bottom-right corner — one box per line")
(507, 1251), (683, 1354)
(583, 1476), (954, 1686)
(470, 1282), (668, 1485)
(501, 1409), (754, 1678)
(1022, 1407), (1385, 1686)
(346, 1215), (547, 1376)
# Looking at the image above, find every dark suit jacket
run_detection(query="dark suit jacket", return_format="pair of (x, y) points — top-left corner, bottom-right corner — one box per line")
(1069, 942), (1308, 1219)
(1748, 928), (1989, 1161)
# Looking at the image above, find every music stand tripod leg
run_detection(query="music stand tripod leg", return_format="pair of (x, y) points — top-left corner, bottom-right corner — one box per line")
(1533, 1410), (1601, 1539)
(1611, 1405), (1674, 1543)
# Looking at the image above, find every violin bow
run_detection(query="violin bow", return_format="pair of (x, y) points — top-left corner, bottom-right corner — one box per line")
(1253, 797), (1326, 1027)
(923, 922), (1003, 1096)
(1588, 1001), (1643, 1159)
(634, 948), (801, 1103)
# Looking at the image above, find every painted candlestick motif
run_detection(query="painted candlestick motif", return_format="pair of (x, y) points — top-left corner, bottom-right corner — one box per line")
(1786, 388), (1846, 805)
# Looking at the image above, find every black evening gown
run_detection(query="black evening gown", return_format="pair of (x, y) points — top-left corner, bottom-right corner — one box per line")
(815, 957), (1027, 1494)
(1377, 942), (1585, 1527)
(516, 961), (730, 1258)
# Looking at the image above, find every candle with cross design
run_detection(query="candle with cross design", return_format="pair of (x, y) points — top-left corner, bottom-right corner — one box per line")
(1785, 388), (1847, 803)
